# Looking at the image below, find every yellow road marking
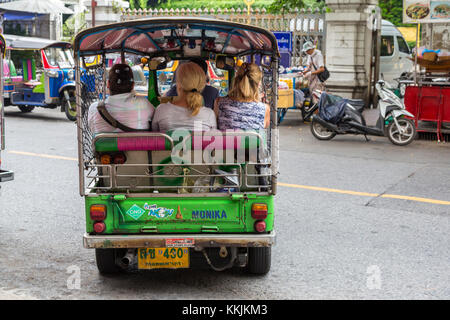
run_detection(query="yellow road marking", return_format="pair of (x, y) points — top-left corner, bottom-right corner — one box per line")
(8, 150), (77, 162)
(278, 182), (450, 206)
(8, 150), (450, 206)
(277, 182), (379, 197)
(379, 194), (450, 206)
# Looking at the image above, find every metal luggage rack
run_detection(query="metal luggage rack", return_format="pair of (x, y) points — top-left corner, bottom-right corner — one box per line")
(417, 72), (450, 86)
(85, 161), (272, 195)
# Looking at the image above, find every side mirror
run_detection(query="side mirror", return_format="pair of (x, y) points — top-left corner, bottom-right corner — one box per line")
(145, 57), (168, 71)
(83, 55), (103, 69)
(215, 55), (235, 70)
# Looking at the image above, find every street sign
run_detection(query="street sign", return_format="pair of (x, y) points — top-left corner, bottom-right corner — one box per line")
(273, 31), (293, 52)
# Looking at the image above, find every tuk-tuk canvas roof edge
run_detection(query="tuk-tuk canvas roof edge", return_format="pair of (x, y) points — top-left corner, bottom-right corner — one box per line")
(4, 34), (72, 50)
(73, 17), (280, 58)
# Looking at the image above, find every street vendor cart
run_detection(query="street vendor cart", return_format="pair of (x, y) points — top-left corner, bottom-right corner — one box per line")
(402, 0), (450, 142)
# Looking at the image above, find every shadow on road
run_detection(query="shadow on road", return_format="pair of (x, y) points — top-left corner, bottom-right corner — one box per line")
(4, 109), (71, 123)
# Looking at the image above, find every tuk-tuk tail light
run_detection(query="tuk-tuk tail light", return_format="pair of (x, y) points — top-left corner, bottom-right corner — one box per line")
(100, 154), (112, 165)
(113, 153), (127, 164)
(251, 203), (268, 220)
(90, 205), (107, 221)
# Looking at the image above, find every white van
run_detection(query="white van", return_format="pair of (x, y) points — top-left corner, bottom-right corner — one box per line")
(380, 20), (413, 86)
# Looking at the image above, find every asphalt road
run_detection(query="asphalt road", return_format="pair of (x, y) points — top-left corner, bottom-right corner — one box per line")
(0, 107), (449, 300)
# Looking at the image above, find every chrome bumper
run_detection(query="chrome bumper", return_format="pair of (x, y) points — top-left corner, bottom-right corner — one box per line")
(83, 232), (276, 249)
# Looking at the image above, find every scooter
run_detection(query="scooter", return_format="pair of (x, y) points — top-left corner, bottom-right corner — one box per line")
(310, 80), (416, 146)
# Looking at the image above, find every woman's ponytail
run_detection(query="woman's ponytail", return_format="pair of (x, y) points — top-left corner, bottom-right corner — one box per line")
(229, 63), (262, 102)
(186, 90), (203, 116)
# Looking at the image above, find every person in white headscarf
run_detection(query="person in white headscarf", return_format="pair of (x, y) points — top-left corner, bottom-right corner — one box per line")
(301, 41), (326, 102)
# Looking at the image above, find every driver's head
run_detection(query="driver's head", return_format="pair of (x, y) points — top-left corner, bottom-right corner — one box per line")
(108, 64), (134, 95)
(190, 58), (208, 75)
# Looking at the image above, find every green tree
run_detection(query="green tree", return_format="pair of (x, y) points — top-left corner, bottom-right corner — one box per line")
(127, 0), (165, 9)
(268, 0), (325, 13)
(379, 0), (404, 26)
(138, 0), (148, 9)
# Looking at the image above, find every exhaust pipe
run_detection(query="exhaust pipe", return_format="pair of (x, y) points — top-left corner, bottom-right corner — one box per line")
(119, 249), (136, 269)
(346, 121), (384, 136)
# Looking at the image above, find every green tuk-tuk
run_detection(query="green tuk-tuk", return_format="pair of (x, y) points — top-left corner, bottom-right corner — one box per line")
(74, 17), (279, 274)
(0, 33), (14, 185)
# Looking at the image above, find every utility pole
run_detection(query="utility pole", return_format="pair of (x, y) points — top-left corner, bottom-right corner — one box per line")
(91, 0), (97, 27)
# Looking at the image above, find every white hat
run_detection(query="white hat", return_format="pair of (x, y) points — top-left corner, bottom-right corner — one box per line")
(302, 41), (315, 52)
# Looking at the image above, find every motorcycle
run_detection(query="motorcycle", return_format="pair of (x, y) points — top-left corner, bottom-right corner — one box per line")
(310, 80), (416, 146)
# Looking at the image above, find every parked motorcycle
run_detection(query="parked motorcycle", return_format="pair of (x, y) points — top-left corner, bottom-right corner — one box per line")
(310, 80), (416, 146)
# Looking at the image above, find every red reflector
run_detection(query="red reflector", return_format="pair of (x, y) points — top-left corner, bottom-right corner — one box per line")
(113, 153), (126, 164)
(90, 205), (107, 221)
(93, 222), (106, 233)
(254, 220), (266, 233)
(251, 203), (268, 220)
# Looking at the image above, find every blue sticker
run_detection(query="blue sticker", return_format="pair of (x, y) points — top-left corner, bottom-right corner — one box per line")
(144, 203), (174, 219)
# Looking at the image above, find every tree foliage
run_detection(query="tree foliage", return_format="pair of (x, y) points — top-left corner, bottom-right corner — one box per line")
(268, 0), (325, 13)
(379, 0), (404, 26)
(127, 0), (163, 9)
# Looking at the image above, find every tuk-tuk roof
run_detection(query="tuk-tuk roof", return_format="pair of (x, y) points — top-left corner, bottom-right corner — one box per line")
(4, 34), (72, 50)
(74, 17), (280, 58)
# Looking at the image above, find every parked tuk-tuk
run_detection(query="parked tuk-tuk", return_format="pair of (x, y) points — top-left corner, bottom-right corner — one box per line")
(3, 34), (77, 121)
(74, 17), (279, 274)
(0, 34), (14, 184)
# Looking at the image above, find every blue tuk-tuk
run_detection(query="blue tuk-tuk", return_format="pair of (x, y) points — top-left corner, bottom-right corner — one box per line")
(0, 34), (14, 185)
(3, 34), (77, 121)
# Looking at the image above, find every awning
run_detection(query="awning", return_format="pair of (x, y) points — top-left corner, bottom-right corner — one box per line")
(4, 34), (71, 50)
(2, 11), (44, 21)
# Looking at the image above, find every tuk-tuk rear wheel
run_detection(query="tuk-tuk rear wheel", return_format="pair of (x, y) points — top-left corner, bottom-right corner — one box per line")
(95, 248), (126, 274)
(247, 247), (271, 275)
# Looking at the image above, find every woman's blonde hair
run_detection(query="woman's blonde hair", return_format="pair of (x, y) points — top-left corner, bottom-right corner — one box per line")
(228, 62), (262, 102)
(176, 62), (206, 116)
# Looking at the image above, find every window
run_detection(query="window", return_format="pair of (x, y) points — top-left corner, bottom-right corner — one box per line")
(397, 36), (410, 54)
(381, 36), (395, 56)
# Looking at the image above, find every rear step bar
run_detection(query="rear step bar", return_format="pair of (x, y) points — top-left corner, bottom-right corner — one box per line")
(83, 232), (276, 249)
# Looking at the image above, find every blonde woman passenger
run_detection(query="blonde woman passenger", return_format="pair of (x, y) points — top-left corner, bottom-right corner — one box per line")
(214, 62), (270, 130)
(151, 62), (217, 132)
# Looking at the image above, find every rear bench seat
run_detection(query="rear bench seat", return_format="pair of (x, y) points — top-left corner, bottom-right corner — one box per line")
(92, 131), (267, 191)
(93, 131), (264, 152)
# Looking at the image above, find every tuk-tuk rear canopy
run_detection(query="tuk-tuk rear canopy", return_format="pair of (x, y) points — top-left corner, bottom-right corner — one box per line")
(4, 34), (71, 50)
(74, 17), (280, 58)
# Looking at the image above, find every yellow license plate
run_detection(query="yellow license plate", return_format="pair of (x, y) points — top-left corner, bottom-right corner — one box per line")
(138, 247), (190, 269)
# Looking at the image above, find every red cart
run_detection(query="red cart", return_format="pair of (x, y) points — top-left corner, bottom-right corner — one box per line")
(404, 80), (450, 142)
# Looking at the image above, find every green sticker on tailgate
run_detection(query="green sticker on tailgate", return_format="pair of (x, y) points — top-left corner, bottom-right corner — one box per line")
(126, 204), (146, 220)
